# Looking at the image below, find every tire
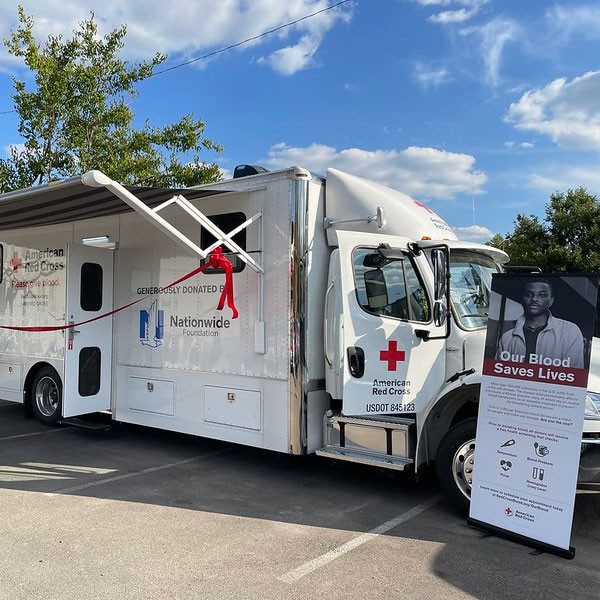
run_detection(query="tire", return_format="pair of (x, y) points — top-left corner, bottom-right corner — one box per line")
(30, 366), (63, 426)
(435, 418), (477, 515)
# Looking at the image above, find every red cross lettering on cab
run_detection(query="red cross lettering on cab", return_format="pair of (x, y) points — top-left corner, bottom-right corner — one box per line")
(379, 340), (406, 371)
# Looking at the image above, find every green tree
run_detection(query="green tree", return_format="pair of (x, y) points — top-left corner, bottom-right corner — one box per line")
(489, 187), (600, 272)
(0, 7), (222, 192)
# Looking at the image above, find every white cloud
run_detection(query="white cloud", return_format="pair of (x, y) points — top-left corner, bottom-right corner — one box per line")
(413, 62), (451, 88)
(545, 4), (600, 42)
(414, 0), (488, 24)
(452, 225), (494, 242)
(263, 142), (487, 200)
(461, 17), (520, 87)
(528, 165), (600, 193)
(0, 1), (352, 76)
(3, 143), (26, 157)
(506, 71), (600, 150)
(504, 141), (534, 149)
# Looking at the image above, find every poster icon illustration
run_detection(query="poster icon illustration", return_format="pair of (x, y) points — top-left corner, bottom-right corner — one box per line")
(534, 442), (550, 457)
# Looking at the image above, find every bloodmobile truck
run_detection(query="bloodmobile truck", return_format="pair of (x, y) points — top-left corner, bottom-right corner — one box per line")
(0, 165), (599, 511)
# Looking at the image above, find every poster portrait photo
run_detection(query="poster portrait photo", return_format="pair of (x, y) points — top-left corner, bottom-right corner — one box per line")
(484, 274), (599, 371)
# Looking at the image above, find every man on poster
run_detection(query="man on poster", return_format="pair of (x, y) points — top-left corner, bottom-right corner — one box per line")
(496, 279), (585, 368)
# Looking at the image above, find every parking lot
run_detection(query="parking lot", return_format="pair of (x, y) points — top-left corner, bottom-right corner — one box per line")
(0, 400), (598, 600)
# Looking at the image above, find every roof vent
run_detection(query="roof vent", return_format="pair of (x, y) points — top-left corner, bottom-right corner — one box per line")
(233, 165), (268, 179)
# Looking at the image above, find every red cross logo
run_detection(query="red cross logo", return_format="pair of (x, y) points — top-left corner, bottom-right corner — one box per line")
(413, 199), (434, 214)
(379, 340), (406, 371)
(505, 507), (513, 516)
(10, 252), (22, 271)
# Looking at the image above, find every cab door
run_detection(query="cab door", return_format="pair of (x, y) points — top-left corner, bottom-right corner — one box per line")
(63, 243), (114, 417)
(337, 230), (446, 416)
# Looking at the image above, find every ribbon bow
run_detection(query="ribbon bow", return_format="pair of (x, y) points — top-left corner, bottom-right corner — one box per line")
(203, 247), (238, 319)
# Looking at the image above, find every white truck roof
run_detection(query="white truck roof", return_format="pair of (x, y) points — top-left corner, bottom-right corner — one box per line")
(324, 168), (458, 242)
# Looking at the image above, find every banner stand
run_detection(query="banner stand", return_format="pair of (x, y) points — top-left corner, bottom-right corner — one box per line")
(467, 517), (576, 560)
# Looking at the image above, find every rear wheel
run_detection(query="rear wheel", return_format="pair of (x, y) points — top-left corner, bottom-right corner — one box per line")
(435, 419), (476, 514)
(30, 366), (62, 426)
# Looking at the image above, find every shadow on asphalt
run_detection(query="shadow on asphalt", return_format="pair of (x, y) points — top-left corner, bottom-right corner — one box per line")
(0, 403), (598, 541)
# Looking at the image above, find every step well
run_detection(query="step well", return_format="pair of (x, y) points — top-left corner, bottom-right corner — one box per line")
(320, 412), (416, 469)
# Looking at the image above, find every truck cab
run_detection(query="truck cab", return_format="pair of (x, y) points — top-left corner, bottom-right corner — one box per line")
(317, 168), (600, 511)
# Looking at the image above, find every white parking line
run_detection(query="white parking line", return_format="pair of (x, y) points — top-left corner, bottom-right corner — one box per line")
(55, 447), (231, 494)
(278, 493), (444, 584)
(0, 427), (71, 442)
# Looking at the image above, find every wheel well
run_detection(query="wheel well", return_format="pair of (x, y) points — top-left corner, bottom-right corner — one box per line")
(23, 362), (58, 417)
(421, 384), (480, 465)
(450, 400), (478, 428)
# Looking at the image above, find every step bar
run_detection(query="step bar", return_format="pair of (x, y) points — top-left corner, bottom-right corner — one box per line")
(316, 446), (413, 471)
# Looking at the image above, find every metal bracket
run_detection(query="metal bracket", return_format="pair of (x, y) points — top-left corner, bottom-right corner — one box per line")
(324, 206), (386, 230)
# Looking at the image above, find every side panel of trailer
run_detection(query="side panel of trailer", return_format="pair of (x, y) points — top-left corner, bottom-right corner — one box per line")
(110, 175), (294, 453)
(0, 224), (71, 403)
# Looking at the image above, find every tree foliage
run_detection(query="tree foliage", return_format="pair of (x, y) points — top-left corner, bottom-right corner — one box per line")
(0, 7), (222, 192)
(489, 187), (600, 272)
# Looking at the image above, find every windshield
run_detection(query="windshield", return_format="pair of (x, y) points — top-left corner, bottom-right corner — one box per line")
(449, 252), (502, 329)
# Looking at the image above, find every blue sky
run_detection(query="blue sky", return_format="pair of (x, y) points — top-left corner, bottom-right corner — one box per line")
(1, 1), (599, 241)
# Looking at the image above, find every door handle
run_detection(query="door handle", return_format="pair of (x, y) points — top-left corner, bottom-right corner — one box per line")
(347, 346), (365, 378)
(68, 321), (80, 343)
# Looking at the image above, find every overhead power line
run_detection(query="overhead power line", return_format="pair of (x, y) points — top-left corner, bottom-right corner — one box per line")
(153, 0), (353, 76)
(0, 0), (354, 115)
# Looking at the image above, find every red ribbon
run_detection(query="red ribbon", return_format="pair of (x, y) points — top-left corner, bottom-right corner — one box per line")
(0, 248), (238, 332)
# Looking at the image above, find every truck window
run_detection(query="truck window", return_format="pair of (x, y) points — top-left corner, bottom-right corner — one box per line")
(79, 347), (101, 396)
(200, 212), (247, 274)
(352, 248), (431, 322)
(80, 262), (103, 311)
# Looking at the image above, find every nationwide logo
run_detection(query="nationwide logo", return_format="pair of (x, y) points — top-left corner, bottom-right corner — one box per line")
(139, 299), (164, 348)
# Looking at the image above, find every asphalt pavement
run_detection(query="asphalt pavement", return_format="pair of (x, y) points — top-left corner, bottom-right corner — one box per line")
(0, 400), (598, 600)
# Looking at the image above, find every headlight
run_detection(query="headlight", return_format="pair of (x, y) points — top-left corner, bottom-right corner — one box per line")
(585, 393), (600, 417)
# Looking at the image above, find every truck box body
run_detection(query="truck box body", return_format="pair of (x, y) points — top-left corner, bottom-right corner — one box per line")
(0, 168), (331, 453)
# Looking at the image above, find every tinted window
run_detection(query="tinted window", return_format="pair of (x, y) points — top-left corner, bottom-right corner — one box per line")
(79, 347), (101, 397)
(352, 248), (430, 322)
(200, 212), (247, 274)
(80, 262), (103, 311)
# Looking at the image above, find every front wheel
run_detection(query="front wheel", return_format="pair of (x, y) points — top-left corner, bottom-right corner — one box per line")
(30, 366), (63, 426)
(435, 419), (476, 514)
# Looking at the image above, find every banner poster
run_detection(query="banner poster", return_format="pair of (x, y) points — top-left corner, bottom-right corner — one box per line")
(468, 273), (598, 558)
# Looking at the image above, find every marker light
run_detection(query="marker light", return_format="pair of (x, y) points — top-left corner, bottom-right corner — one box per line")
(81, 235), (116, 249)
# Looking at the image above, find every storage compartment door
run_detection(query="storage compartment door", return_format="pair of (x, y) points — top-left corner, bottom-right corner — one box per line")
(63, 244), (114, 417)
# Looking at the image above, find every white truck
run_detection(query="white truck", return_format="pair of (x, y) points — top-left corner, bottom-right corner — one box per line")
(0, 165), (598, 511)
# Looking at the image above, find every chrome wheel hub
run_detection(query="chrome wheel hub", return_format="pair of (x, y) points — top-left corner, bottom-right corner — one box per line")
(452, 438), (475, 500)
(35, 376), (59, 417)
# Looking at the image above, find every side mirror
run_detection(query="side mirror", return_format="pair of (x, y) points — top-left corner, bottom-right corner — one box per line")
(432, 248), (449, 327)
(364, 268), (389, 309)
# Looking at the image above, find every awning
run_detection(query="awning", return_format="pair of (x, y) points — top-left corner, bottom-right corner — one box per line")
(0, 175), (224, 231)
